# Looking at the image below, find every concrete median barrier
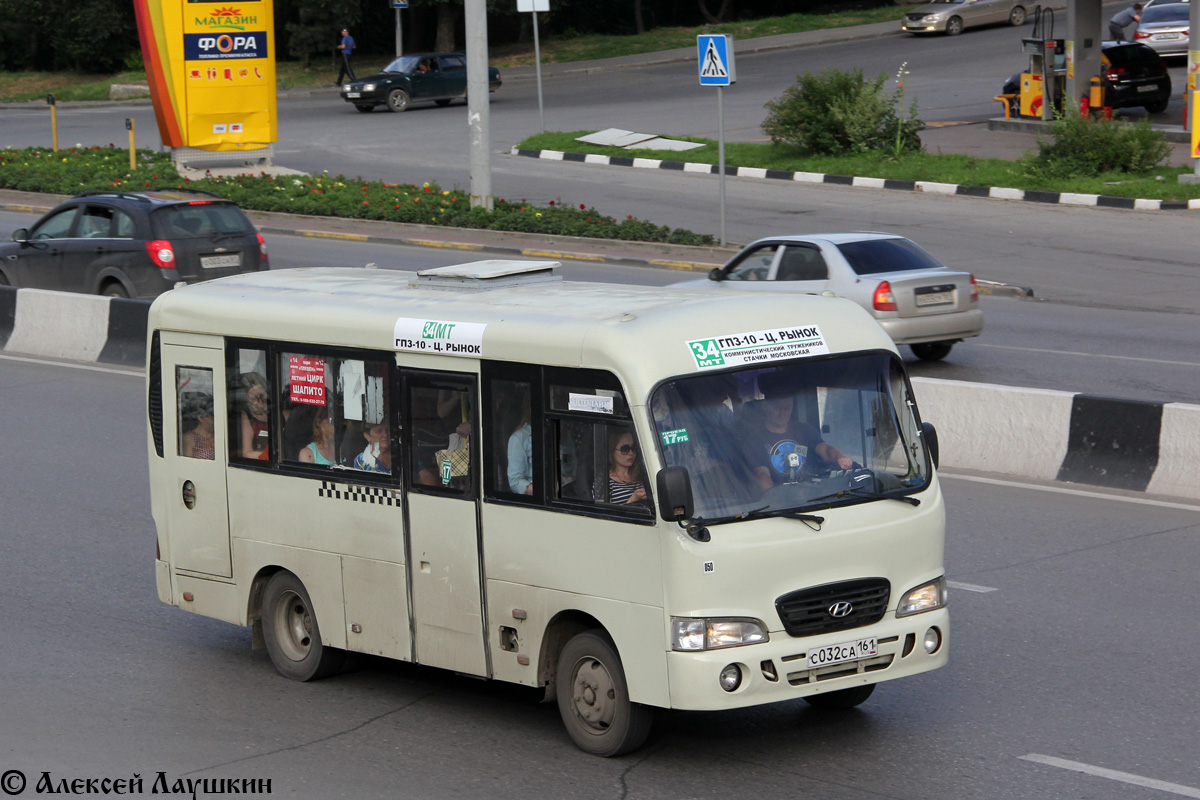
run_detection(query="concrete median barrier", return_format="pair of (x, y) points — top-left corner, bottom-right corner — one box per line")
(0, 287), (1195, 501)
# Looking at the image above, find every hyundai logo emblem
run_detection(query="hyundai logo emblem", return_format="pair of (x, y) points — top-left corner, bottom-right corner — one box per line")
(828, 601), (854, 618)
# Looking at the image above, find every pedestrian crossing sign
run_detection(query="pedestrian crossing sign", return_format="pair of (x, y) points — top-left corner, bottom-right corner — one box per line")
(698, 34), (735, 86)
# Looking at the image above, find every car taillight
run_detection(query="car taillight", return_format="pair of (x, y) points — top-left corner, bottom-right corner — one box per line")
(1105, 66), (1125, 81)
(257, 233), (268, 261)
(1134, 30), (1151, 39)
(145, 240), (176, 270)
(873, 281), (897, 311)
(969, 274), (978, 304)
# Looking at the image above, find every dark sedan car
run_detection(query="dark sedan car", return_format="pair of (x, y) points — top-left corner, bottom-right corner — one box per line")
(1001, 41), (1172, 116)
(0, 189), (267, 299)
(341, 53), (502, 113)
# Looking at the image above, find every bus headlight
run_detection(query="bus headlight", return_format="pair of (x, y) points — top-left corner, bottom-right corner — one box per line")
(896, 576), (946, 617)
(671, 618), (768, 651)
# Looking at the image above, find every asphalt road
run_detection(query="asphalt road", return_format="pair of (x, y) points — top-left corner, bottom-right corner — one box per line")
(2, 355), (1198, 798)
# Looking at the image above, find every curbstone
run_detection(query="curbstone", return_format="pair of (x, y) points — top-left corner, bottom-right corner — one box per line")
(512, 147), (1199, 213)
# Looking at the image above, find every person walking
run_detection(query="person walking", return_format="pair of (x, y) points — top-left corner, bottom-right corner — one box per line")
(335, 27), (356, 85)
(1108, 3), (1143, 42)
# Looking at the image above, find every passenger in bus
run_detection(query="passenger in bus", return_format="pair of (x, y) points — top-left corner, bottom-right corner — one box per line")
(352, 421), (391, 473)
(181, 393), (216, 461)
(238, 373), (271, 460)
(506, 393), (533, 494)
(743, 374), (853, 491)
(607, 427), (647, 505)
(298, 408), (336, 465)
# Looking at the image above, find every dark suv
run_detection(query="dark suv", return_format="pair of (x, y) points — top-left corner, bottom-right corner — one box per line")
(0, 189), (267, 299)
(1001, 41), (1172, 117)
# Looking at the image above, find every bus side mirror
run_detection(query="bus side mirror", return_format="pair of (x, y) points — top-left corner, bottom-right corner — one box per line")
(656, 466), (694, 522)
(921, 422), (939, 469)
(12, 228), (29, 244)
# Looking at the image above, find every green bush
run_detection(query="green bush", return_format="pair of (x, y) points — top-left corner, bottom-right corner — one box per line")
(0, 145), (716, 246)
(1022, 114), (1171, 179)
(762, 67), (923, 156)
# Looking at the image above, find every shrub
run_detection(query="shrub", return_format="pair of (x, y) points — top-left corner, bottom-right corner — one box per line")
(762, 67), (923, 156)
(1022, 113), (1171, 179)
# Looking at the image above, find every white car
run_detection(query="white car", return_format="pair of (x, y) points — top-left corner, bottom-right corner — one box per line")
(672, 233), (983, 361)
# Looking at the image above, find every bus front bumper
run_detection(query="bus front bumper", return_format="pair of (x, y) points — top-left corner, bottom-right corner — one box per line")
(663, 608), (949, 711)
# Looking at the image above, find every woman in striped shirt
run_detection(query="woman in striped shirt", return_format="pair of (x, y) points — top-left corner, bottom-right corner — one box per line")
(608, 427), (647, 505)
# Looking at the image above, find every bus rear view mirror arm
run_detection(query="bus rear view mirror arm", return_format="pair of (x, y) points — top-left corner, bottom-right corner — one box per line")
(921, 422), (939, 469)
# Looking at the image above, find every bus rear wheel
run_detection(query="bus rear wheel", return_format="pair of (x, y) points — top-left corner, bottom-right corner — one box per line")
(261, 571), (345, 681)
(556, 630), (653, 757)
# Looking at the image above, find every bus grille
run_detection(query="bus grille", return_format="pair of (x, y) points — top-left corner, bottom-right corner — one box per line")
(775, 578), (890, 637)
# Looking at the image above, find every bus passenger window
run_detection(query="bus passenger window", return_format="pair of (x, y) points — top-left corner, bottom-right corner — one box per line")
(606, 425), (648, 505)
(410, 383), (474, 491)
(490, 380), (533, 496)
(228, 348), (271, 462)
(551, 419), (649, 509)
(177, 366), (215, 460)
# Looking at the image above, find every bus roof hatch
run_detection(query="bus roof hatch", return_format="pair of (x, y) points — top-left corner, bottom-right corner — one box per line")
(415, 259), (562, 290)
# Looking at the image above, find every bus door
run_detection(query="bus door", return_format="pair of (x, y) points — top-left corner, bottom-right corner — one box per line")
(402, 370), (487, 677)
(161, 339), (231, 577)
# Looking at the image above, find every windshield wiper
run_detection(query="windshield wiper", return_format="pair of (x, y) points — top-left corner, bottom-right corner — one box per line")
(209, 231), (247, 244)
(696, 505), (825, 526)
(809, 486), (920, 507)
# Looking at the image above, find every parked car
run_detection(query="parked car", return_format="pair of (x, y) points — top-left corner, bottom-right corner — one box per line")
(340, 53), (502, 113)
(0, 189), (267, 299)
(1000, 41), (1172, 116)
(671, 234), (982, 361)
(1135, 2), (1190, 57)
(902, 0), (1027, 35)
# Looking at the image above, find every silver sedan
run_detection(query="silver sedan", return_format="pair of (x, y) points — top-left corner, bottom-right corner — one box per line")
(1135, 2), (1190, 56)
(671, 233), (983, 361)
(902, 0), (1027, 35)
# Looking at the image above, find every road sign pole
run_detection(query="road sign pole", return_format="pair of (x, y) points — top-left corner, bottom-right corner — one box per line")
(395, 8), (402, 58)
(533, 11), (544, 133)
(718, 86), (726, 246)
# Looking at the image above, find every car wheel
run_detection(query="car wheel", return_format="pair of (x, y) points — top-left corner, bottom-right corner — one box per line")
(911, 342), (954, 361)
(803, 684), (876, 710)
(100, 281), (129, 299)
(945, 16), (963, 35)
(1144, 99), (1169, 114)
(354, 104), (375, 113)
(386, 88), (410, 112)
(434, 99), (452, 107)
(261, 571), (345, 681)
(556, 630), (654, 757)
(1009, 6), (1026, 26)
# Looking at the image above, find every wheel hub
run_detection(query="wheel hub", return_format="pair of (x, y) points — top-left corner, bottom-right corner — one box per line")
(571, 657), (616, 731)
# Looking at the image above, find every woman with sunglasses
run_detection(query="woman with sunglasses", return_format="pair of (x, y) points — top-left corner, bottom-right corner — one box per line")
(607, 427), (647, 505)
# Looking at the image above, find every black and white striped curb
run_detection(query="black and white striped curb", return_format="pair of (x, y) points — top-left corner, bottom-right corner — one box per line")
(513, 147), (1200, 212)
(912, 378), (1199, 499)
(0, 286), (147, 367)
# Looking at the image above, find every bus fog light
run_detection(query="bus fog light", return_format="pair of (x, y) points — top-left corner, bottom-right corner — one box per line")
(923, 627), (942, 654)
(719, 664), (742, 692)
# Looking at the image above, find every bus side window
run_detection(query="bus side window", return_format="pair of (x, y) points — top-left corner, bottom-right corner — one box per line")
(177, 366), (215, 460)
(409, 381), (474, 492)
(228, 348), (271, 462)
(490, 379), (533, 496)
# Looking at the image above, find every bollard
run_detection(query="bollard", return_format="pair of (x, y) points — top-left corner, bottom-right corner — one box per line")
(47, 94), (58, 152)
(126, 118), (136, 171)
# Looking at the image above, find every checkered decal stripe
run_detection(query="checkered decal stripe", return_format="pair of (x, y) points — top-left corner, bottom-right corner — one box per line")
(318, 480), (401, 506)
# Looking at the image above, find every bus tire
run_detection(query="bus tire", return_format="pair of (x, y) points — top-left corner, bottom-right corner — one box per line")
(261, 571), (345, 681)
(802, 683), (876, 710)
(555, 630), (653, 757)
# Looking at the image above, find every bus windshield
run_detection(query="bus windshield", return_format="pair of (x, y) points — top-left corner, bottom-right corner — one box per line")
(650, 353), (929, 520)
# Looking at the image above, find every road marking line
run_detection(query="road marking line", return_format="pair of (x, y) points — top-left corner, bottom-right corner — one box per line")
(975, 342), (1200, 369)
(940, 473), (1200, 513)
(947, 581), (997, 593)
(1020, 754), (1200, 798)
(296, 230), (370, 241)
(0, 353), (140, 376)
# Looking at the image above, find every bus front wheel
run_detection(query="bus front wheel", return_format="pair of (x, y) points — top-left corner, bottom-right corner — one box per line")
(261, 571), (345, 681)
(556, 630), (654, 757)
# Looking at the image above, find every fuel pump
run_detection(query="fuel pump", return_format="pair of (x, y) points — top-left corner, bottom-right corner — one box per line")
(1016, 6), (1064, 120)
